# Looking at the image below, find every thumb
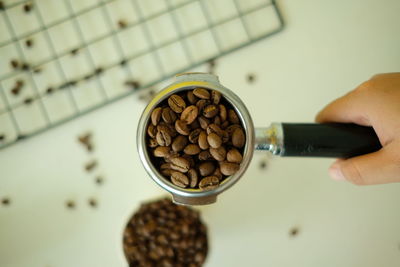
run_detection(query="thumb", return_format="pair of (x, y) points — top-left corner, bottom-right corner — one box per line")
(328, 143), (400, 185)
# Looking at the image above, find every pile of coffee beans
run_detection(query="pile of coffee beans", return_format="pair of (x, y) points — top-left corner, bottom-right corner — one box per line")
(146, 87), (246, 190)
(123, 198), (208, 267)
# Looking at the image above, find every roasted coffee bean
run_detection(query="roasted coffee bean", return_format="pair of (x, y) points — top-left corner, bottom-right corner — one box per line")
(165, 150), (179, 163)
(226, 124), (241, 136)
(187, 90), (198, 104)
(207, 133), (222, 148)
(196, 99), (208, 113)
(198, 116), (210, 130)
(198, 150), (211, 161)
(199, 176), (219, 190)
(182, 153), (195, 168)
(184, 144), (201, 155)
(147, 124), (157, 138)
(172, 135), (188, 152)
(123, 198), (208, 266)
(188, 128), (202, 143)
(162, 107), (177, 123)
(188, 169), (199, 188)
(213, 116), (221, 126)
(198, 162), (215, 176)
(168, 94), (186, 113)
(148, 138), (158, 148)
(198, 131), (209, 150)
(203, 105), (219, 118)
(220, 162), (240, 176)
(193, 88), (210, 99)
(206, 123), (223, 136)
(154, 146), (171, 157)
(210, 146), (226, 161)
(156, 129), (172, 146)
(163, 122), (178, 137)
(212, 168), (223, 180)
(171, 171), (189, 188)
(190, 119), (200, 129)
(170, 157), (190, 173)
(228, 109), (240, 124)
(221, 120), (229, 129)
(221, 130), (229, 143)
(227, 148), (243, 163)
(175, 120), (190, 135)
(219, 104), (227, 122)
(151, 107), (162, 126)
(181, 105), (198, 124)
(232, 128), (245, 148)
(211, 90), (221, 105)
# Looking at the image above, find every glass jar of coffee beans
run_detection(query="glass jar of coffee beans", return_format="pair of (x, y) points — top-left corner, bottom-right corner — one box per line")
(146, 87), (246, 191)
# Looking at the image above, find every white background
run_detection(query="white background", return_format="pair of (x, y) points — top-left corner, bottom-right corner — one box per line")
(1, 0), (400, 266)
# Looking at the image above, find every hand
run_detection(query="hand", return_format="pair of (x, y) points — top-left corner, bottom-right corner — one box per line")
(316, 73), (400, 185)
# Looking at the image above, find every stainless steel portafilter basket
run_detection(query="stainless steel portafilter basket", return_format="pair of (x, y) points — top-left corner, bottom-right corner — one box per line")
(137, 73), (381, 205)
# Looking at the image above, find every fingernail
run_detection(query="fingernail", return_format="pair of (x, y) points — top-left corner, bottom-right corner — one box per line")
(329, 164), (346, 181)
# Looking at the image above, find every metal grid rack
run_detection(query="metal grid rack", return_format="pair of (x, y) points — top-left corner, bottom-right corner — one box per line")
(0, 0), (284, 150)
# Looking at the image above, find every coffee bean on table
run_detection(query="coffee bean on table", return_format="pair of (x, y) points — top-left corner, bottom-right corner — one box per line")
(198, 161), (215, 176)
(171, 171), (189, 188)
(193, 88), (210, 99)
(181, 105), (198, 124)
(168, 94), (186, 113)
(199, 176), (219, 190)
(207, 133), (222, 148)
(227, 148), (243, 163)
(146, 87), (246, 191)
(220, 162), (240, 176)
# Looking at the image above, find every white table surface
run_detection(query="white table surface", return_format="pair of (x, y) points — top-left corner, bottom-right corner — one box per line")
(1, 0), (400, 266)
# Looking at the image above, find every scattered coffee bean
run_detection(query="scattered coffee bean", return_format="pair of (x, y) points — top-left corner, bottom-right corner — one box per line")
(171, 171), (189, 188)
(198, 161), (215, 176)
(78, 132), (93, 152)
(88, 198), (97, 208)
(259, 160), (268, 169)
(184, 144), (201, 155)
(95, 176), (104, 185)
(207, 133), (222, 148)
(10, 59), (19, 69)
(151, 107), (162, 126)
(289, 227), (299, 237)
(181, 105), (198, 124)
(0, 134), (5, 142)
(0, 1), (4, 11)
(168, 94), (186, 113)
(1, 197), (10, 206)
(23, 2), (33, 13)
(123, 198), (208, 266)
(220, 162), (240, 176)
(193, 88), (210, 99)
(85, 160), (97, 172)
(247, 73), (256, 83)
(124, 79), (141, 89)
(25, 38), (33, 48)
(21, 62), (30, 71)
(65, 200), (75, 209)
(117, 19), (127, 29)
(154, 146), (170, 157)
(227, 148), (242, 163)
(232, 128), (245, 148)
(203, 105), (218, 118)
(199, 176), (219, 190)
(24, 97), (33, 105)
(70, 48), (79, 56)
(146, 88), (245, 190)
(210, 146), (226, 161)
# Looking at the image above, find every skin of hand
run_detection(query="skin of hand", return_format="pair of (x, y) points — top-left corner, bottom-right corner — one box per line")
(316, 72), (400, 185)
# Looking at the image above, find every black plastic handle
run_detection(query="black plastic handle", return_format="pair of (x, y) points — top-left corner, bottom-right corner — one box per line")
(281, 123), (382, 158)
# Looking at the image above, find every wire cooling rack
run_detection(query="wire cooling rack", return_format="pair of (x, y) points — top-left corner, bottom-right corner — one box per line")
(0, 0), (284, 149)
